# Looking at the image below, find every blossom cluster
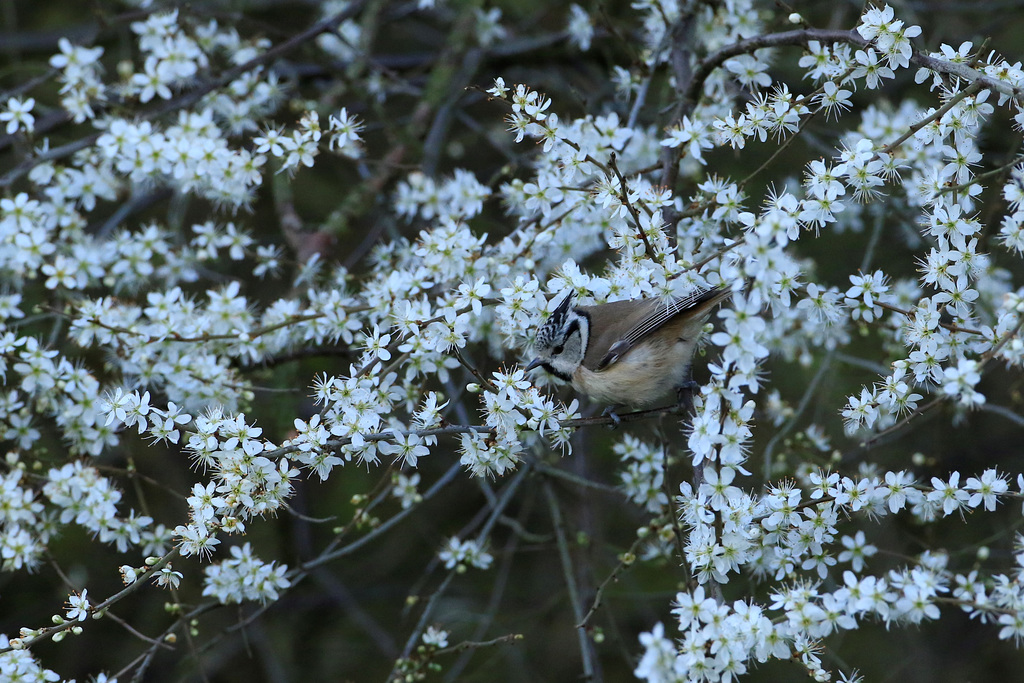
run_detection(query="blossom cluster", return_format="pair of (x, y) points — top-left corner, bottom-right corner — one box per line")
(438, 536), (493, 571)
(202, 542), (291, 604)
(633, 460), (1023, 681)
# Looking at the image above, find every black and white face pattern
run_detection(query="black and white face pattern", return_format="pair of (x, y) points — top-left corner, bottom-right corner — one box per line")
(528, 292), (589, 381)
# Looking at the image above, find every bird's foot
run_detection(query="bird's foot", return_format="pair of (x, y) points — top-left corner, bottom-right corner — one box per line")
(601, 405), (623, 428)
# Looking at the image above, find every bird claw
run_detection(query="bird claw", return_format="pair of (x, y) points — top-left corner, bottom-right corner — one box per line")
(601, 406), (623, 427)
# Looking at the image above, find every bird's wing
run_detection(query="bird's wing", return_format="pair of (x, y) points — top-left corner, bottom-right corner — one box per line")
(594, 287), (731, 370)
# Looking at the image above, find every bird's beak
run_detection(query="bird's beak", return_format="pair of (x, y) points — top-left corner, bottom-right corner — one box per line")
(524, 358), (543, 372)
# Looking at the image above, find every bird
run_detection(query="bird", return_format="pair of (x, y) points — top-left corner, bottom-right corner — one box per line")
(524, 286), (731, 413)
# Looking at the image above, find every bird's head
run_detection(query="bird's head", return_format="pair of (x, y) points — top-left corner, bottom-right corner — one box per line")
(525, 291), (588, 381)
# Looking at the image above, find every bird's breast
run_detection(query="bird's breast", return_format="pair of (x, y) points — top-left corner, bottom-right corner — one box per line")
(572, 336), (695, 408)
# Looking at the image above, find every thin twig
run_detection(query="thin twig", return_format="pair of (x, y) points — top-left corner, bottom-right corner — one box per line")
(609, 152), (660, 263)
(543, 480), (596, 679)
(0, 547), (180, 653)
(576, 533), (647, 628)
(391, 466), (530, 676)
(302, 460), (461, 570)
(879, 81), (984, 155)
(761, 351), (834, 479)
(435, 633), (523, 656)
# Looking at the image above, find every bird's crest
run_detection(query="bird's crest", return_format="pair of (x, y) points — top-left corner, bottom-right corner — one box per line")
(536, 290), (576, 348)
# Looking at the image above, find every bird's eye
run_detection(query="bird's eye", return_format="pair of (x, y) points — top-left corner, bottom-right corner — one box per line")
(552, 344), (564, 355)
